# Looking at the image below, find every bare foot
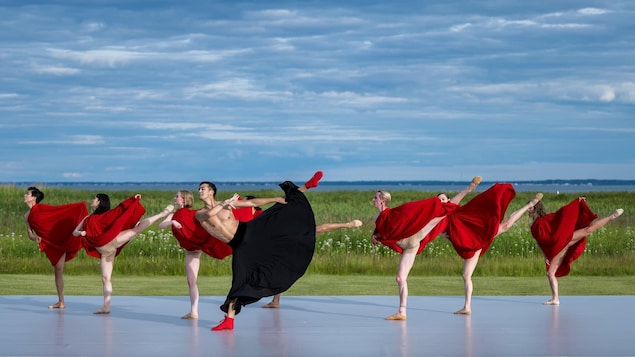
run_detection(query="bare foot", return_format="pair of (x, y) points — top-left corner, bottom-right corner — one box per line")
(262, 301), (280, 308)
(385, 313), (407, 320)
(612, 209), (624, 219)
(453, 308), (471, 315)
(530, 193), (544, 206)
(48, 302), (65, 309)
(543, 300), (560, 305)
(181, 312), (198, 319)
(348, 220), (363, 228)
(93, 307), (111, 314)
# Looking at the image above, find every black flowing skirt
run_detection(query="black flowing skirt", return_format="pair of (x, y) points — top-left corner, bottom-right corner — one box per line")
(221, 181), (316, 314)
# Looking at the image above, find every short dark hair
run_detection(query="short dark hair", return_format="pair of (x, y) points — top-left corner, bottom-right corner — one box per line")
(27, 187), (44, 203)
(199, 181), (217, 198)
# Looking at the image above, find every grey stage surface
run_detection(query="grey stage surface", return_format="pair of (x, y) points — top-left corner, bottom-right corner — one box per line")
(1, 295), (633, 357)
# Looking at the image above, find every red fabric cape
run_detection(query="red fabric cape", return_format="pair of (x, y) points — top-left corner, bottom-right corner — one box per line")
(83, 196), (146, 258)
(373, 197), (450, 254)
(171, 208), (232, 259)
(530, 198), (598, 277)
(27, 202), (89, 265)
(445, 183), (516, 259)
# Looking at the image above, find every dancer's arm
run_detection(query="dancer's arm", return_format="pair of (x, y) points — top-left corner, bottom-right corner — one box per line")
(72, 216), (88, 237)
(230, 195), (286, 208)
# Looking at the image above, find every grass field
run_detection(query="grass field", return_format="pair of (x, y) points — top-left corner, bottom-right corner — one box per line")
(1, 186), (634, 294)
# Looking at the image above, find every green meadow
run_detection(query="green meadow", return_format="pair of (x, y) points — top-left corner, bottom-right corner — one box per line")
(1, 186), (634, 295)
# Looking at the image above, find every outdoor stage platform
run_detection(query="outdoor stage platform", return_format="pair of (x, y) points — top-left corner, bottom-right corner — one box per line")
(1, 295), (633, 356)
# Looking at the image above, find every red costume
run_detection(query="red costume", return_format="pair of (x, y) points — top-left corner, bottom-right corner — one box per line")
(83, 196), (146, 258)
(373, 197), (451, 254)
(530, 199), (598, 277)
(170, 208), (232, 259)
(27, 202), (88, 265)
(444, 183), (516, 259)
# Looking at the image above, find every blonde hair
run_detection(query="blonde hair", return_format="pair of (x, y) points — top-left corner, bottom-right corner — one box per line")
(179, 190), (195, 208)
(377, 190), (391, 206)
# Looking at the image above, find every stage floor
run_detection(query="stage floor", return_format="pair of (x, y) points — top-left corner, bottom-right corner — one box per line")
(1, 295), (633, 356)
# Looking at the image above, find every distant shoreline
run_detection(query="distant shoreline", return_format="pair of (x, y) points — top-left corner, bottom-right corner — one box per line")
(4, 179), (635, 193)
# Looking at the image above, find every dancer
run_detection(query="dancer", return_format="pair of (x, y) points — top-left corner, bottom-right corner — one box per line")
(528, 197), (624, 305)
(442, 184), (543, 315)
(196, 171), (322, 331)
(73, 193), (174, 314)
(23, 187), (88, 309)
(261, 219), (363, 309)
(371, 176), (483, 321)
(158, 190), (233, 319)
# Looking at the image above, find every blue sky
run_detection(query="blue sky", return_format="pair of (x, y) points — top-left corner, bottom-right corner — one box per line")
(1, 1), (634, 183)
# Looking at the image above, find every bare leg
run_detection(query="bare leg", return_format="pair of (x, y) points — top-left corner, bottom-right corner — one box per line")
(498, 193), (544, 235)
(48, 254), (66, 309)
(95, 252), (115, 314)
(114, 205), (174, 248)
(182, 250), (202, 319)
(316, 220), (363, 234)
(544, 206), (623, 305)
(450, 176), (483, 204)
(262, 294), (281, 308)
(386, 248), (416, 320)
(455, 250), (481, 315)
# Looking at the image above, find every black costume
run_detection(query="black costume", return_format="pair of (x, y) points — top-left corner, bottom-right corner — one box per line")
(222, 181), (316, 314)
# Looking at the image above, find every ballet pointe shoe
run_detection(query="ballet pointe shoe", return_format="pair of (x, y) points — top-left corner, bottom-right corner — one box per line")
(385, 313), (407, 320)
(468, 176), (482, 190)
(211, 315), (234, 331)
(530, 193), (544, 206)
(163, 205), (175, 215)
(304, 171), (323, 189)
(612, 209), (624, 219)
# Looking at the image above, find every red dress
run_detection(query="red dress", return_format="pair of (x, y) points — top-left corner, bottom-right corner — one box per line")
(373, 197), (451, 254)
(170, 208), (232, 259)
(83, 196), (146, 258)
(530, 199), (598, 277)
(27, 202), (89, 265)
(444, 183), (516, 259)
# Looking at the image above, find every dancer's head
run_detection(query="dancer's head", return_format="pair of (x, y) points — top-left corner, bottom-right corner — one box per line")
(437, 192), (450, 203)
(26, 187), (44, 203)
(374, 190), (391, 209)
(199, 181), (217, 199)
(92, 193), (111, 214)
(177, 190), (195, 208)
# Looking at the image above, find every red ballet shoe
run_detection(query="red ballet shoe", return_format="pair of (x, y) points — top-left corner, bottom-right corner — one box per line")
(211, 315), (234, 331)
(304, 171), (323, 189)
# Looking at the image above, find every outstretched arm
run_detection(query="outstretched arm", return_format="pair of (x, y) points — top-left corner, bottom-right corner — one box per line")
(229, 195), (286, 208)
